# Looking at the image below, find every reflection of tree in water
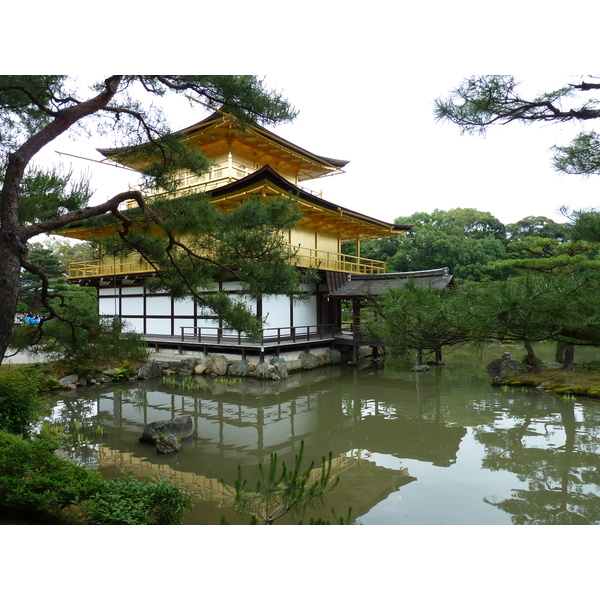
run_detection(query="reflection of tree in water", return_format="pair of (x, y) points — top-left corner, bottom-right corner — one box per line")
(474, 396), (600, 524)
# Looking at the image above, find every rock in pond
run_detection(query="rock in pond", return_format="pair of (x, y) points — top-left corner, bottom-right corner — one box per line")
(156, 434), (182, 454)
(139, 415), (194, 443)
(137, 359), (163, 380)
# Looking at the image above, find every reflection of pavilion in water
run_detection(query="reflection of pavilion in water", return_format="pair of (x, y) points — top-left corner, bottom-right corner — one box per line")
(58, 365), (466, 522)
(97, 443), (417, 522)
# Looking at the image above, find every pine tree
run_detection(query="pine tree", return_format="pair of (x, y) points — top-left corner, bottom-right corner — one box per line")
(0, 76), (299, 364)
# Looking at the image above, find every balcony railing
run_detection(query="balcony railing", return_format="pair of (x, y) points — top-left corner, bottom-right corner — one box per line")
(294, 248), (386, 274)
(67, 257), (156, 279)
(180, 324), (335, 346)
(67, 249), (386, 279)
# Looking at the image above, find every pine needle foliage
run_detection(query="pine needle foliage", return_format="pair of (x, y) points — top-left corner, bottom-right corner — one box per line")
(0, 75), (299, 365)
(222, 440), (340, 525)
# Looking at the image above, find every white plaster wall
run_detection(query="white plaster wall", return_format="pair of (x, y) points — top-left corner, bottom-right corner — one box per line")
(145, 295), (172, 316)
(121, 296), (144, 314)
(238, 295), (256, 313)
(195, 318), (221, 330)
(262, 295), (290, 329)
(145, 319), (172, 335)
(120, 286), (144, 296)
(174, 318), (197, 336)
(123, 317), (144, 333)
(221, 282), (244, 292)
(99, 296), (119, 316)
(174, 297), (195, 316)
(292, 295), (317, 328)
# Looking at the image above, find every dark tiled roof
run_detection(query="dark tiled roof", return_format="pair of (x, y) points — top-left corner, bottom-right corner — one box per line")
(327, 268), (457, 298)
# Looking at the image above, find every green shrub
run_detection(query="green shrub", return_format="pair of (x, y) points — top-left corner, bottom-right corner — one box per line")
(0, 427), (102, 520)
(0, 369), (46, 436)
(79, 474), (195, 525)
(0, 426), (194, 524)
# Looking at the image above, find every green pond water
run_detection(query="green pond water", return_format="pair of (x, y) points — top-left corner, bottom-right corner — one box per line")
(46, 345), (600, 525)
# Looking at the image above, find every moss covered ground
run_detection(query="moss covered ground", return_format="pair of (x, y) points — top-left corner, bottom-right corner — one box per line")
(499, 365), (600, 400)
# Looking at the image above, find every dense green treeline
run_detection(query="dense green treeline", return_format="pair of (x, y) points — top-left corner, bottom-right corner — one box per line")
(345, 208), (573, 282)
(363, 74), (600, 365)
(357, 207), (600, 366)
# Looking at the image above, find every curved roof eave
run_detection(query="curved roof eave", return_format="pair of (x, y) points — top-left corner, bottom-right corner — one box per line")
(209, 164), (412, 234)
(97, 109), (350, 171)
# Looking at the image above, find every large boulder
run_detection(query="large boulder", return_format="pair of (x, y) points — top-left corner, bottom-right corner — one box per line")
(138, 359), (163, 380)
(59, 374), (79, 389)
(485, 358), (504, 374)
(500, 359), (527, 377)
(194, 355), (211, 375)
(255, 362), (272, 379)
(327, 349), (342, 364)
(229, 359), (249, 377)
(205, 354), (229, 376)
(299, 352), (318, 370)
(176, 357), (197, 375)
(139, 415), (194, 443)
(270, 356), (289, 379)
(487, 351), (527, 377)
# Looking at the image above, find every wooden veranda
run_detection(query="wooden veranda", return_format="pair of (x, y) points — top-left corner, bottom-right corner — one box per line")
(142, 324), (342, 362)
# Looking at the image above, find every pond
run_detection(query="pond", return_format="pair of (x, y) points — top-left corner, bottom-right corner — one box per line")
(45, 345), (600, 525)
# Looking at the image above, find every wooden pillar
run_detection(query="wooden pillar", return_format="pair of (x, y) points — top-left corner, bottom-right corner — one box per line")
(352, 299), (361, 336)
(352, 299), (361, 364)
(256, 296), (263, 321)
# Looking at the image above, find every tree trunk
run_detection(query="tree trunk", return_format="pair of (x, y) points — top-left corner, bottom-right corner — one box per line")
(555, 342), (575, 370)
(0, 233), (27, 363)
(523, 339), (540, 373)
(0, 77), (124, 365)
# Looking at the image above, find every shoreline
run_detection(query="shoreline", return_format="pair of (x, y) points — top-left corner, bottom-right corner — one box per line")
(496, 367), (600, 400)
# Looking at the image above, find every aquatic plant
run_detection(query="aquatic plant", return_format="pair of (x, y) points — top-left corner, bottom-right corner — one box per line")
(215, 377), (242, 386)
(162, 375), (207, 392)
(180, 376), (207, 391)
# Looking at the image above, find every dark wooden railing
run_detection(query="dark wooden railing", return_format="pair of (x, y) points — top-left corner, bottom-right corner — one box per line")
(180, 324), (335, 346)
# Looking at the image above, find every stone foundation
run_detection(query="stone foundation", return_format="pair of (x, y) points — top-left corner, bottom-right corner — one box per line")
(55, 346), (368, 389)
(144, 347), (344, 381)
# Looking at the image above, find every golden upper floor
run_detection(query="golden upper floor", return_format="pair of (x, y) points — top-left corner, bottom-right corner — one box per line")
(62, 109), (411, 280)
(99, 108), (349, 188)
